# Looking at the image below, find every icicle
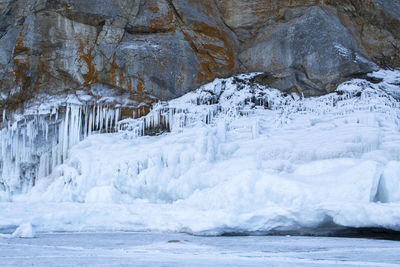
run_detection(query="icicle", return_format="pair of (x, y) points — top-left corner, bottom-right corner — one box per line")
(83, 106), (88, 138)
(62, 105), (70, 162)
(115, 108), (120, 131)
(78, 106), (82, 141)
(108, 109), (113, 132)
(88, 107), (93, 136)
(105, 107), (110, 133)
(99, 106), (104, 132)
(57, 119), (63, 166)
(92, 105), (95, 132)
(96, 105), (100, 131)
(45, 121), (49, 141)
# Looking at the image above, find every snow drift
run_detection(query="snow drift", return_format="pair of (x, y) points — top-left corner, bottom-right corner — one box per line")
(1, 69), (400, 235)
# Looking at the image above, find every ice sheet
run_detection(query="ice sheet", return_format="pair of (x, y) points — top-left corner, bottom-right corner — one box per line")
(1, 232), (400, 267)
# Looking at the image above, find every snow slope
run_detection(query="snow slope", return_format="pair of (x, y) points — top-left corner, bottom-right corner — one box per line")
(1, 70), (400, 235)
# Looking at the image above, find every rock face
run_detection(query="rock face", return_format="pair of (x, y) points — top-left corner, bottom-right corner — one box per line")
(0, 0), (238, 111)
(238, 6), (377, 95)
(0, 0), (399, 109)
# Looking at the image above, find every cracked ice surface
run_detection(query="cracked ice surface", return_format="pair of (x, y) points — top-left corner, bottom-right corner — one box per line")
(1, 70), (400, 235)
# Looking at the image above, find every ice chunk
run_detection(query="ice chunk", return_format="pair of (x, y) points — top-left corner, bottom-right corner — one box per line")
(12, 223), (35, 238)
(376, 161), (400, 203)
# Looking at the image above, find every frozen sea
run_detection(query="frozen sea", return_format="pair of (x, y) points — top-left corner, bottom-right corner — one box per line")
(2, 232), (400, 267)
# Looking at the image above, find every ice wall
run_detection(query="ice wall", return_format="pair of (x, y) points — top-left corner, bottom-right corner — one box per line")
(1, 70), (400, 234)
(0, 103), (120, 197)
(1, 70), (400, 203)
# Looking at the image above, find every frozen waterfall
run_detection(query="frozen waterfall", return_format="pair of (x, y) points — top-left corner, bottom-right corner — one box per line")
(0, 103), (120, 196)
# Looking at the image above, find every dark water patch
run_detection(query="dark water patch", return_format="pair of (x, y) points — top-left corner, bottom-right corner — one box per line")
(0, 225), (18, 234)
(327, 227), (400, 241)
(217, 227), (400, 241)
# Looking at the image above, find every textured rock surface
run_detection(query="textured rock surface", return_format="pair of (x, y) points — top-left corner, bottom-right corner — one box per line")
(238, 6), (377, 95)
(0, 0), (399, 110)
(0, 0), (238, 111)
(328, 0), (400, 68)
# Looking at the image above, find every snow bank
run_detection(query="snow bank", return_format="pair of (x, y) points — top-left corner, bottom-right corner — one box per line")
(1, 69), (400, 235)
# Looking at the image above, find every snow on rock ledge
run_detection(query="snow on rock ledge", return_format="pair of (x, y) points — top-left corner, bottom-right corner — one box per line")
(1, 69), (400, 235)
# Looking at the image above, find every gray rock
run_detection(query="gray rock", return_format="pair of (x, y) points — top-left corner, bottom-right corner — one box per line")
(239, 7), (377, 96)
(326, 0), (400, 68)
(372, 0), (400, 21)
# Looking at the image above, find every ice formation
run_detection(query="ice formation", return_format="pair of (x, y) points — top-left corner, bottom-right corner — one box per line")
(1, 69), (400, 235)
(0, 101), (120, 197)
(11, 223), (35, 238)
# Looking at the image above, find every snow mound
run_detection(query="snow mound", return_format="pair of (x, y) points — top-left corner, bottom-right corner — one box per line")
(1, 69), (400, 235)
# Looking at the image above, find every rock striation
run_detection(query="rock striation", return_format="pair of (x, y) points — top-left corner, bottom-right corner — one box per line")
(0, 0), (399, 110)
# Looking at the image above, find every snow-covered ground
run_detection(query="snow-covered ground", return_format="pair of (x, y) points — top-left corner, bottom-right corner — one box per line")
(1, 232), (400, 267)
(1, 69), (400, 235)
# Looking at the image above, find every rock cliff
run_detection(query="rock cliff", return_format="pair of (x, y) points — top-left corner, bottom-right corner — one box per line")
(0, 0), (399, 111)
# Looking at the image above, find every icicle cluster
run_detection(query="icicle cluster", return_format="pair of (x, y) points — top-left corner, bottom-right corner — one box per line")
(0, 104), (120, 196)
